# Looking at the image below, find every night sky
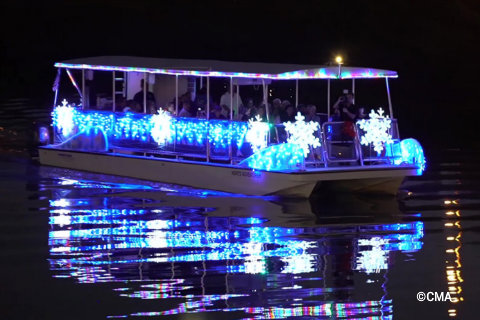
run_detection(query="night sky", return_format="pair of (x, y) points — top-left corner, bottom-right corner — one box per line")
(1, 0), (480, 147)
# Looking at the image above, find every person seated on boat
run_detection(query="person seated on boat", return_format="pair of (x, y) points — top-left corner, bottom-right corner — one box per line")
(220, 85), (243, 117)
(253, 105), (268, 121)
(133, 79), (156, 108)
(284, 103), (297, 122)
(209, 103), (227, 120)
(193, 87), (212, 113)
(280, 100), (295, 122)
(148, 100), (158, 114)
(306, 104), (321, 123)
(271, 98), (282, 123)
(124, 100), (141, 113)
(178, 101), (196, 118)
(298, 104), (308, 118)
(115, 94), (127, 112)
(164, 101), (175, 114)
(220, 105), (231, 119)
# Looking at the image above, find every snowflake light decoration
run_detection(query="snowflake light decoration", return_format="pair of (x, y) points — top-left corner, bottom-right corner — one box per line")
(246, 115), (270, 154)
(52, 99), (76, 136)
(283, 112), (321, 158)
(150, 109), (174, 146)
(357, 108), (393, 155)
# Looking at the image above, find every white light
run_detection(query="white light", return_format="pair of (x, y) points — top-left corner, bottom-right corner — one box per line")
(246, 115), (270, 154)
(150, 109), (174, 146)
(283, 112), (321, 157)
(53, 99), (76, 136)
(357, 108), (393, 154)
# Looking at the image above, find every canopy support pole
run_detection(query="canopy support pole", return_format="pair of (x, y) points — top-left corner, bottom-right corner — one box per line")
(262, 79), (269, 122)
(229, 77), (233, 163)
(81, 69), (85, 109)
(206, 76), (210, 163)
(295, 79), (299, 107)
(175, 75), (178, 116)
(230, 78), (233, 120)
(327, 79), (331, 119)
(143, 72), (147, 113)
(65, 68), (83, 102)
(53, 69), (61, 108)
(386, 78), (393, 118)
(112, 71), (116, 112)
(352, 78), (355, 104)
(236, 85), (239, 119)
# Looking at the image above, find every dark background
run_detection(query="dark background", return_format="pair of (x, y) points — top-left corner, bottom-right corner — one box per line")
(1, 0), (479, 148)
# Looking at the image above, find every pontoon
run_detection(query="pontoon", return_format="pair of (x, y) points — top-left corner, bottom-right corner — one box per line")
(38, 56), (425, 197)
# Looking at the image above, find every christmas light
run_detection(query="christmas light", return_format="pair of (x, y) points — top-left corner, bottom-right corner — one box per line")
(387, 138), (426, 172)
(52, 99), (76, 136)
(239, 143), (304, 171)
(55, 62), (398, 80)
(150, 109), (174, 146)
(51, 103), (249, 152)
(357, 108), (393, 154)
(245, 115), (269, 154)
(283, 112), (321, 157)
(400, 138), (426, 172)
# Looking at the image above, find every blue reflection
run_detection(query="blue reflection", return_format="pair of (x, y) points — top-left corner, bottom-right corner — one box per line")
(48, 198), (423, 319)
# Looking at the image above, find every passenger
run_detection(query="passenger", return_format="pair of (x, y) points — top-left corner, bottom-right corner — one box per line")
(280, 100), (292, 122)
(332, 91), (363, 122)
(221, 105), (231, 119)
(256, 105), (267, 121)
(307, 104), (321, 123)
(220, 85), (243, 115)
(236, 105), (247, 121)
(271, 98), (282, 124)
(133, 79), (156, 107)
(178, 101), (195, 118)
(115, 95), (127, 111)
(125, 100), (141, 113)
(210, 104), (226, 120)
(242, 104), (255, 121)
(332, 91), (363, 138)
(147, 100), (157, 114)
(194, 87), (212, 112)
(284, 104), (297, 122)
(164, 101), (175, 114)
(298, 104), (308, 118)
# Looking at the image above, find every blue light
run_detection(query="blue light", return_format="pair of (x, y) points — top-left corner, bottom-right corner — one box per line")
(387, 138), (426, 172)
(239, 143), (304, 171)
(52, 105), (249, 153)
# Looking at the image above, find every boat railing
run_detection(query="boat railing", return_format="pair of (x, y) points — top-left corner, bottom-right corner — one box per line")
(51, 105), (407, 170)
(321, 122), (361, 164)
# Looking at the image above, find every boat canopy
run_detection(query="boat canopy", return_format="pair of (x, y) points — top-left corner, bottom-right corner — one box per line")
(54, 56), (398, 80)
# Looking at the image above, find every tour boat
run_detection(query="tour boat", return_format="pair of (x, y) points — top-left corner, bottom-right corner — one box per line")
(38, 56), (425, 198)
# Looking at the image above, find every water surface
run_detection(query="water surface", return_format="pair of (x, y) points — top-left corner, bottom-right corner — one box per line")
(0, 99), (479, 319)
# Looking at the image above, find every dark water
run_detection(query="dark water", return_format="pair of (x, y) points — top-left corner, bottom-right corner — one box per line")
(1, 99), (479, 319)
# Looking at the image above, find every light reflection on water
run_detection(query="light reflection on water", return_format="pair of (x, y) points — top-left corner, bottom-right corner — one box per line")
(1, 99), (476, 319)
(45, 175), (424, 319)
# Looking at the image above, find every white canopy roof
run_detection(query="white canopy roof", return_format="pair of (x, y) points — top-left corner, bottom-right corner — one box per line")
(55, 56), (398, 79)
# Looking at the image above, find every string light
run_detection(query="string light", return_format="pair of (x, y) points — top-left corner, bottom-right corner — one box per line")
(245, 115), (269, 154)
(283, 112), (321, 158)
(239, 143), (304, 171)
(357, 108), (393, 154)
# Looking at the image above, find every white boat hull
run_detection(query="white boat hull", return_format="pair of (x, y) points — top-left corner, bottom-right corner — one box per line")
(38, 147), (420, 198)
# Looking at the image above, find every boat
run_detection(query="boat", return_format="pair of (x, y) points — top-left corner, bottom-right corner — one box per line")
(38, 56), (426, 198)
